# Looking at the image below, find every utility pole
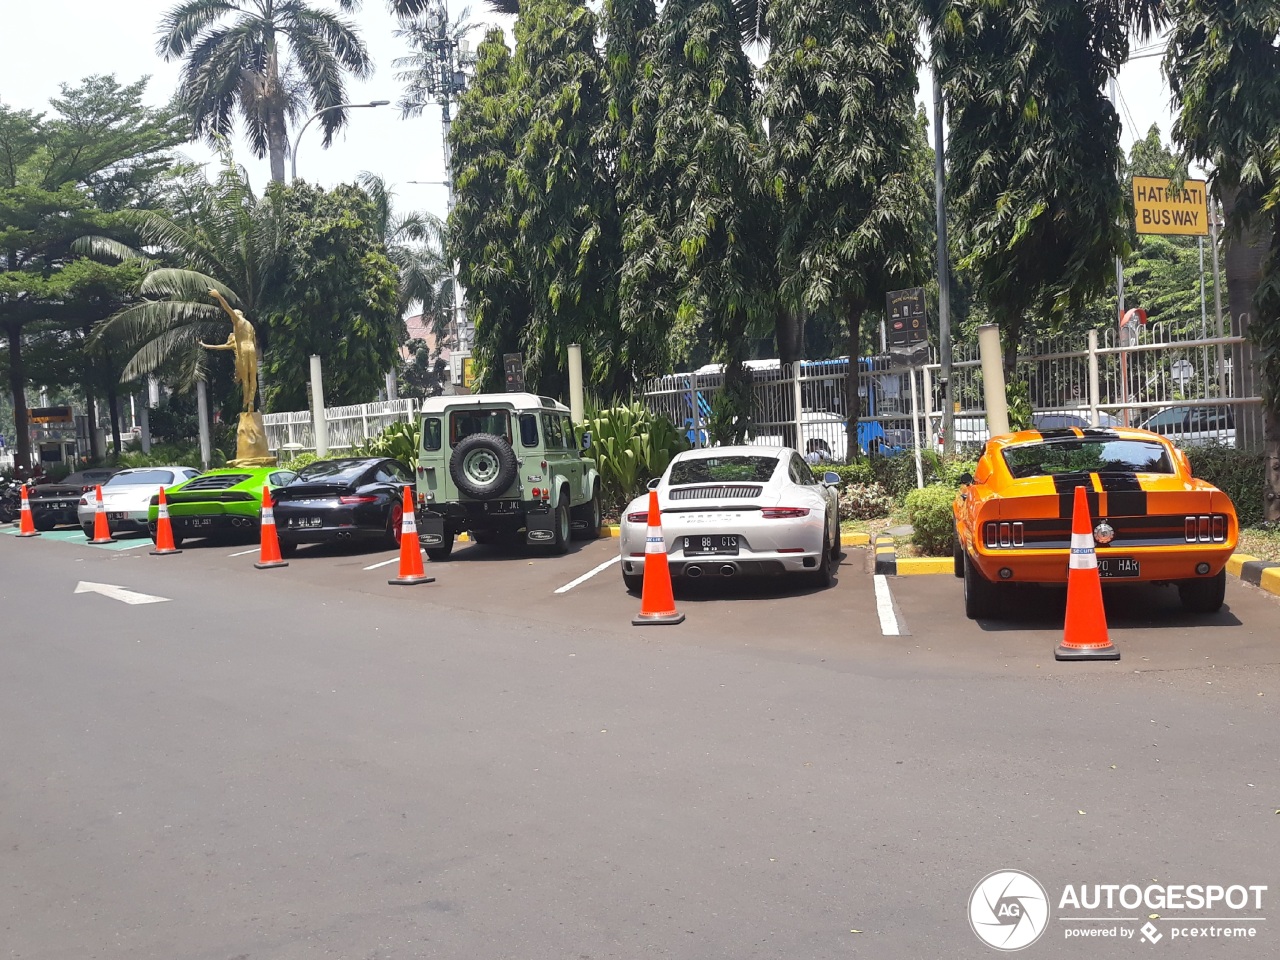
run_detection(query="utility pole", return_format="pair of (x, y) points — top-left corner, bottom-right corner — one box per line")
(932, 69), (953, 455)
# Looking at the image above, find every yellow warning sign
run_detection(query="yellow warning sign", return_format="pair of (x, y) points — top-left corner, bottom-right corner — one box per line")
(1133, 176), (1209, 236)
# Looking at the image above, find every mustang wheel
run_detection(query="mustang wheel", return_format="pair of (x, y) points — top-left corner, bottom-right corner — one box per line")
(953, 529), (964, 578)
(963, 552), (1001, 620)
(1177, 569), (1226, 614)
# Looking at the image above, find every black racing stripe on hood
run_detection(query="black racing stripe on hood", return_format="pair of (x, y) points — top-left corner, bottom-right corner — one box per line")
(1098, 472), (1147, 516)
(1051, 472), (1100, 520)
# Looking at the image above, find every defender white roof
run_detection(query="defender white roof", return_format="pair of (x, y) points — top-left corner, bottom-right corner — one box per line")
(418, 392), (570, 415)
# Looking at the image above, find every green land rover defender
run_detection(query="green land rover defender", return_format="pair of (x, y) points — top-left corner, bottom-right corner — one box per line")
(414, 393), (602, 560)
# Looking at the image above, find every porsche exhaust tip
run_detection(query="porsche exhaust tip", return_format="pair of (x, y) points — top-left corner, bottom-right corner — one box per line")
(685, 564), (703, 579)
(720, 564), (737, 577)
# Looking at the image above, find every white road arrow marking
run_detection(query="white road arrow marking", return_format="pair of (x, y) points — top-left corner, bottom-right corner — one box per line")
(74, 581), (170, 605)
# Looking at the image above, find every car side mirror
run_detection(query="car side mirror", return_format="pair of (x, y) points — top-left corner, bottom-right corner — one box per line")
(647, 477), (661, 490)
(958, 472), (974, 485)
(822, 471), (841, 486)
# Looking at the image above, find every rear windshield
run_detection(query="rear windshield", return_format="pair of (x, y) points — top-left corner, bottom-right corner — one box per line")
(1002, 438), (1174, 479)
(450, 409), (512, 444)
(669, 456), (779, 485)
(297, 460), (372, 482)
(108, 470), (176, 485)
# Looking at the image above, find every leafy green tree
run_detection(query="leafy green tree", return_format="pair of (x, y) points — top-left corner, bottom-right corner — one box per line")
(448, 30), (531, 392)
(397, 337), (449, 398)
(761, 0), (933, 451)
(157, 0), (372, 182)
(622, 0), (771, 381)
(925, 0), (1130, 372)
(261, 181), (400, 409)
(508, 0), (617, 397)
(1165, 0), (1280, 518)
(0, 77), (184, 469)
(357, 172), (453, 319)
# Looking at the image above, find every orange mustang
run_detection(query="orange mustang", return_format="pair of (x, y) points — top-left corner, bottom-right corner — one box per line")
(952, 426), (1237, 619)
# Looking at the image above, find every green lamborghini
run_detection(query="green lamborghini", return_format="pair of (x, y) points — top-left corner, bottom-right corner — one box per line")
(146, 466), (298, 546)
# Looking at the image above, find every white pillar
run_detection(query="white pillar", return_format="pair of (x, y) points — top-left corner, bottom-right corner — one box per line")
(385, 369), (398, 402)
(977, 324), (1010, 437)
(139, 396), (152, 454)
(1087, 330), (1101, 428)
(567, 343), (584, 423)
(909, 368), (924, 489)
(310, 354), (329, 457)
(196, 379), (212, 469)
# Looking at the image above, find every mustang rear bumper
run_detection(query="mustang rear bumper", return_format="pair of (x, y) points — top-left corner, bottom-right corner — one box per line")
(970, 543), (1234, 584)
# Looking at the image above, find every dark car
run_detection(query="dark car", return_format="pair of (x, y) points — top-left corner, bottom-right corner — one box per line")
(28, 468), (120, 530)
(273, 457), (416, 557)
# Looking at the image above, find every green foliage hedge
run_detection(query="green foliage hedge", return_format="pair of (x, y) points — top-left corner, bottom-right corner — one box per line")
(1184, 445), (1266, 526)
(905, 484), (958, 556)
(582, 402), (688, 510)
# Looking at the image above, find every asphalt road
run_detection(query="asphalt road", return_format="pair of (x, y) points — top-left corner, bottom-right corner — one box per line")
(1, 528), (1277, 959)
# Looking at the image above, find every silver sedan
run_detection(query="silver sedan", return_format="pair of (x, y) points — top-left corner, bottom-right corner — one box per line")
(619, 446), (841, 592)
(76, 466), (202, 537)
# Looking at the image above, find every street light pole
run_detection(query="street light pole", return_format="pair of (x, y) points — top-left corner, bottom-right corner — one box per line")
(290, 100), (390, 182)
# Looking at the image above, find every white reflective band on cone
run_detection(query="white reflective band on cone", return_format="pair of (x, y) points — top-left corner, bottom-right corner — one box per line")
(645, 526), (665, 555)
(262, 507), (274, 525)
(401, 512), (417, 533)
(1069, 531), (1097, 569)
(158, 504), (169, 519)
(96, 498), (104, 512)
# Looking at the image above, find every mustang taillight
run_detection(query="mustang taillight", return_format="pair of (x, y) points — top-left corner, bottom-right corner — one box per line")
(626, 511), (649, 524)
(983, 521), (1024, 548)
(339, 495), (378, 505)
(761, 507), (809, 519)
(1185, 514), (1227, 543)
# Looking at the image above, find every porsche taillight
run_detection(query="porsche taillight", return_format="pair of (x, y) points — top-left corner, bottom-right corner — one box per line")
(760, 507), (809, 519)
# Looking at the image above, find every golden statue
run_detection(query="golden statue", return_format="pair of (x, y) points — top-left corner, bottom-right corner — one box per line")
(203, 289), (275, 466)
(203, 288), (259, 413)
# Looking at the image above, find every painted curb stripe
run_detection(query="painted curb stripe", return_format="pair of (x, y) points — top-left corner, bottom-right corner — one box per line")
(1260, 567), (1280, 597)
(897, 557), (955, 576)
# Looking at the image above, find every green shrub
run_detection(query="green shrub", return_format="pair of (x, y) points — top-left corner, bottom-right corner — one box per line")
(904, 483), (958, 556)
(838, 482), (895, 521)
(817, 462), (874, 486)
(582, 402), (689, 510)
(869, 452), (977, 504)
(1183, 445), (1265, 526)
(354, 419), (420, 470)
(283, 451), (320, 472)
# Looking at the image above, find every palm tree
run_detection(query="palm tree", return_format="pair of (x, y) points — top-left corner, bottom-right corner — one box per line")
(357, 172), (454, 323)
(78, 155), (288, 390)
(157, 0), (373, 182)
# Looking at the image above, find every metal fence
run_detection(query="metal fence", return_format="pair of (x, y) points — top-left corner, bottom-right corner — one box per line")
(262, 398), (419, 455)
(641, 325), (1262, 461)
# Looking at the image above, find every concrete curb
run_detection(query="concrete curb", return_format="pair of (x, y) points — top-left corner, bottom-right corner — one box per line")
(1227, 554), (1280, 597)
(873, 534), (897, 576)
(870, 537), (1280, 596)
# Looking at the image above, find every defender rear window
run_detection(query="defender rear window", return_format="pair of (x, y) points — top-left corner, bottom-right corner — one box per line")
(519, 414), (539, 447)
(449, 409), (512, 444)
(422, 417), (442, 451)
(1002, 438), (1174, 479)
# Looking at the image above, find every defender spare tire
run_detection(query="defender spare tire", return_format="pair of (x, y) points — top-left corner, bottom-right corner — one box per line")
(450, 433), (519, 500)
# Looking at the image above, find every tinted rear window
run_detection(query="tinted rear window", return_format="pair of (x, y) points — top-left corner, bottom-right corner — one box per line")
(297, 460), (373, 482)
(669, 456), (779, 485)
(1002, 439), (1174, 479)
(450, 409), (512, 444)
(108, 470), (175, 485)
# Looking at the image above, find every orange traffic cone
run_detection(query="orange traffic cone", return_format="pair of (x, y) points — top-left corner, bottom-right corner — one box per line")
(388, 486), (434, 585)
(1056, 484), (1120, 661)
(254, 486), (288, 569)
(88, 484), (114, 543)
(16, 484), (40, 537)
(150, 486), (182, 555)
(632, 489), (684, 626)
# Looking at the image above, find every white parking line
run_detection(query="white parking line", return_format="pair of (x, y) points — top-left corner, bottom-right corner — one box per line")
(363, 557), (400, 571)
(228, 548), (258, 557)
(555, 555), (620, 594)
(874, 574), (906, 636)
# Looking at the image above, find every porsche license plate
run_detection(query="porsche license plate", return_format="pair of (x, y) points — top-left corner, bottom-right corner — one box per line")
(1099, 557), (1140, 578)
(290, 516), (322, 528)
(108, 511), (130, 521)
(683, 534), (739, 557)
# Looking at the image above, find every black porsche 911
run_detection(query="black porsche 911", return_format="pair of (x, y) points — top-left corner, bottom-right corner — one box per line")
(273, 457), (416, 557)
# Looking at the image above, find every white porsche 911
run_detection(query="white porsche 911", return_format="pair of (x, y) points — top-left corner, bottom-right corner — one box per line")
(619, 446), (842, 592)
